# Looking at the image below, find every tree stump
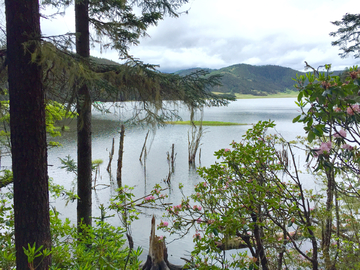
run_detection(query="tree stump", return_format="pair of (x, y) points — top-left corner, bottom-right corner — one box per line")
(142, 216), (184, 270)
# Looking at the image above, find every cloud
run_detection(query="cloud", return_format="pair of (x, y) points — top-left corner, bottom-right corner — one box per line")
(40, 0), (360, 72)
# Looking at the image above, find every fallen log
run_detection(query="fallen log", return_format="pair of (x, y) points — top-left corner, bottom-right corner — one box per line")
(142, 216), (186, 270)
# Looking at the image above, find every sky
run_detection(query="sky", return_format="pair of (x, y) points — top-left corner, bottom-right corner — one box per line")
(41, 0), (360, 73)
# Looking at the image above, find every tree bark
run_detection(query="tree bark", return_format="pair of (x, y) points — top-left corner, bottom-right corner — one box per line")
(117, 125), (125, 188)
(106, 137), (115, 172)
(5, 0), (51, 268)
(142, 216), (185, 270)
(75, 0), (92, 229)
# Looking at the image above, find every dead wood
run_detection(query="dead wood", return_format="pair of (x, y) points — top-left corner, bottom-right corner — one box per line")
(142, 216), (186, 270)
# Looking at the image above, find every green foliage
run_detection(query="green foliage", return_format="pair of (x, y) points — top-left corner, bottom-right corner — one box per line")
(50, 210), (142, 269)
(45, 100), (76, 138)
(293, 65), (360, 163)
(23, 243), (52, 270)
(0, 170), (13, 189)
(0, 97), (75, 189)
(0, 182), (143, 269)
(0, 90), (75, 155)
(109, 183), (169, 229)
(161, 121), (318, 269)
(0, 189), (15, 270)
(293, 64), (360, 269)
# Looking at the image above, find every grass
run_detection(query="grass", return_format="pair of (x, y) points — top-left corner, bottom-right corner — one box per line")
(213, 90), (299, 99)
(166, 121), (247, 126)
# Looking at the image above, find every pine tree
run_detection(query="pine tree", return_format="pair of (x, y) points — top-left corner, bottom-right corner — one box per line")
(70, 0), (193, 230)
(75, 0), (93, 230)
(5, 0), (51, 268)
(42, 0), (228, 232)
(330, 13), (360, 58)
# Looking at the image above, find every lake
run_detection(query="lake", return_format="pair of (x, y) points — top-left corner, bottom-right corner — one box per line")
(1, 97), (311, 264)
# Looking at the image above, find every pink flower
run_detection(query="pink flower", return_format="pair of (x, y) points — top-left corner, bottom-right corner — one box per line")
(347, 104), (360, 115)
(159, 235), (164, 240)
(224, 148), (231, 152)
(353, 104), (360, 112)
(334, 129), (347, 138)
(342, 144), (353, 150)
(193, 205), (202, 211)
(315, 141), (332, 155)
(145, 195), (155, 201)
(162, 221), (169, 227)
(321, 141), (332, 152)
(334, 107), (342, 112)
(196, 218), (202, 224)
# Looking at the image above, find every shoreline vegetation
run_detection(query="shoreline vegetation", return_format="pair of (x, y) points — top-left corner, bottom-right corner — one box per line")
(166, 91), (298, 126)
(213, 90), (299, 99)
(166, 120), (247, 126)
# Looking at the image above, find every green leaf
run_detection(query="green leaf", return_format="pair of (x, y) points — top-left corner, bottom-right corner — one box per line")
(292, 115), (301, 123)
(297, 91), (303, 102)
(308, 130), (315, 143)
(312, 126), (323, 136)
(213, 228), (219, 236)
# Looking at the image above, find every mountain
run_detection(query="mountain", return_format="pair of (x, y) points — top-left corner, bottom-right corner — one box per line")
(174, 67), (216, 76)
(175, 64), (304, 96)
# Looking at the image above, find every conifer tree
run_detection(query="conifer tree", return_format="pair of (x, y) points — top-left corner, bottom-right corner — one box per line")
(330, 13), (360, 58)
(72, 0), (189, 229)
(5, 0), (51, 268)
(42, 0), (228, 231)
(75, 0), (93, 229)
(57, 0), (186, 229)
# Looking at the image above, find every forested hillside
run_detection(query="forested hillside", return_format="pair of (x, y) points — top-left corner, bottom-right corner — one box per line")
(176, 63), (304, 95)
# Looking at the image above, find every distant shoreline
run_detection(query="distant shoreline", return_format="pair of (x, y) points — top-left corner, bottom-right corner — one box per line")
(213, 91), (299, 99)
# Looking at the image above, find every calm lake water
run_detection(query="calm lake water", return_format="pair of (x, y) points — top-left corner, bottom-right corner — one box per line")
(2, 98), (312, 264)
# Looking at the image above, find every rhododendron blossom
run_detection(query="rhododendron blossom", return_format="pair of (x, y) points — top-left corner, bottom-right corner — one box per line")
(342, 144), (353, 150)
(346, 104), (360, 115)
(334, 129), (347, 138)
(315, 141), (332, 155)
(161, 221), (168, 227)
(145, 195), (155, 201)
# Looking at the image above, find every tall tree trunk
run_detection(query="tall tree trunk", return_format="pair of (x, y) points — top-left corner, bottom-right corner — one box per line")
(75, 0), (92, 229)
(5, 0), (51, 268)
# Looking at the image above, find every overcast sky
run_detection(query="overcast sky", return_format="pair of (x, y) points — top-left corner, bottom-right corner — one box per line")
(41, 0), (360, 73)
